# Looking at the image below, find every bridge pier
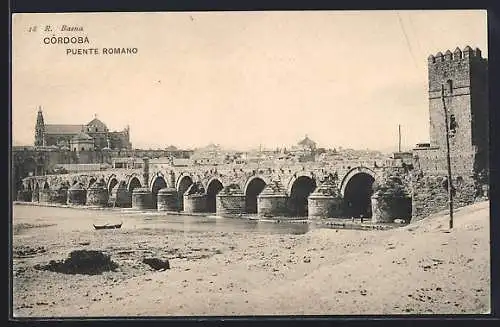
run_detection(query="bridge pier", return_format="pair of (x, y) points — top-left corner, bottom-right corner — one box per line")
(307, 178), (342, 219)
(109, 181), (132, 207)
(184, 194), (207, 213)
(53, 187), (69, 204)
(31, 189), (39, 202)
(67, 183), (87, 205)
(216, 185), (245, 217)
(132, 187), (154, 210)
(257, 181), (288, 217)
(157, 187), (178, 211)
(86, 182), (109, 206)
(39, 188), (52, 203)
(17, 190), (32, 202)
(130, 158), (154, 209)
(183, 182), (207, 213)
(308, 194), (342, 219)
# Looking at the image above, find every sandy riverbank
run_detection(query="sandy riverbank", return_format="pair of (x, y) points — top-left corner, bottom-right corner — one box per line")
(11, 201), (490, 317)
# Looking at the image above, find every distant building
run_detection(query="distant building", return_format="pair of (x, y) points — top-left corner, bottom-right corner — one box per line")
(297, 135), (317, 151)
(191, 143), (225, 165)
(70, 132), (95, 151)
(34, 107), (132, 151)
(290, 135), (317, 162)
(391, 151), (414, 166)
(171, 158), (192, 167)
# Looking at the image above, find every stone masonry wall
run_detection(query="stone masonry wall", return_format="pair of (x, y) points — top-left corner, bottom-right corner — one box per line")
(371, 195), (412, 223)
(411, 172), (477, 222)
(86, 185), (109, 206)
(184, 195), (207, 213)
(216, 194), (245, 216)
(132, 188), (153, 210)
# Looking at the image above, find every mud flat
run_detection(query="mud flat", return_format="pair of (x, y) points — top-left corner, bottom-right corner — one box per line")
(11, 201), (490, 317)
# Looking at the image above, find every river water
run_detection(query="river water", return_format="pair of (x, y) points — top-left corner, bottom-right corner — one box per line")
(12, 204), (311, 235)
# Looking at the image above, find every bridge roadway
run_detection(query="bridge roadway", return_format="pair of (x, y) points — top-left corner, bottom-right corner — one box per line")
(19, 159), (411, 218)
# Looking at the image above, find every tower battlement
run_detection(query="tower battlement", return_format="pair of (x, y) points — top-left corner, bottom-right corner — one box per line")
(428, 45), (483, 64)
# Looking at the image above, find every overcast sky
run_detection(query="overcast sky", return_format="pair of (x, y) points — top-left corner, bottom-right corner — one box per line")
(11, 10), (487, 151)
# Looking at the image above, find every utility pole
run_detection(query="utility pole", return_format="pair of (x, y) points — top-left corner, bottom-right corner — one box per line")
(258, 143), (262, 170)
(398, 124), (402, 153)
(441, 84), (454, 229)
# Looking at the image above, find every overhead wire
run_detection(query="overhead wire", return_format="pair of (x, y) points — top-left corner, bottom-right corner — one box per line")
(396, 11), (419, 71)
(407, 12), (426, 71)
(394, 11), (422, 151)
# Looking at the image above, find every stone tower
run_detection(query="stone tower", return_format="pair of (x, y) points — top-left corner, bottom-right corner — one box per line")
(427, 46), (489, 176)
(34, 106), (45, 147)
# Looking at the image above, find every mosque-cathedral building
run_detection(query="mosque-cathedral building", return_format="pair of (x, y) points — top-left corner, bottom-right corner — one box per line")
(34, 107), (132, 151)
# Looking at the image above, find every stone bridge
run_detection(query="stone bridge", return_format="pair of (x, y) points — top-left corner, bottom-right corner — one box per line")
(17, 158), (413, 222)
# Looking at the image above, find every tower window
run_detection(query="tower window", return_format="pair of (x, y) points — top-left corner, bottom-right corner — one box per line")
(449, 114), (457, 137)
(447, 79), (453, 93)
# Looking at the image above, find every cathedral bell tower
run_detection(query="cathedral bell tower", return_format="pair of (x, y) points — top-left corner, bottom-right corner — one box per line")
(34, 106), (45, 147)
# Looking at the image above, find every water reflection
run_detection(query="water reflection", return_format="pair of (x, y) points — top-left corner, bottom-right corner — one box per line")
(13, 205), (310, 235)
(138, 212), (310, 235)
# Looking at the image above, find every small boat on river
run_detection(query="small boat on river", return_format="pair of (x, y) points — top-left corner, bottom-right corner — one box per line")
(93, 222), (123, 230)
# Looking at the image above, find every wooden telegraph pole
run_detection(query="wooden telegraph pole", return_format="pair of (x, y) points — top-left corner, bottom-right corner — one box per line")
(398, 124), (402, 153)
(441, 84), (454, 229)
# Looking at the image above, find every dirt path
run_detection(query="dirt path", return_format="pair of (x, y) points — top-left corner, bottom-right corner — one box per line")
(12, 201), (490, 316)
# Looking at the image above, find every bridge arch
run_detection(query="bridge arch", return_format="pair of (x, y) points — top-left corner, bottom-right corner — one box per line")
(149, 172), (171, 191)
(339, 167), (377, 197)
(150, 173), (168, 209)
(107, 175), (119, 194)
(202, 175), (227, 192)
(127, 175), (142, 194)
(340, 167), (377, 218)
(88, 177), (97, 189)
(22, 157), (37, 178)
(287, 174), (317, 217)
(176, 174), (194, 211)
(205, 177), (224, 213)
(244, 176), (270, 214)
(175, 173), (193, 192)
(286, 172), (317, 196)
